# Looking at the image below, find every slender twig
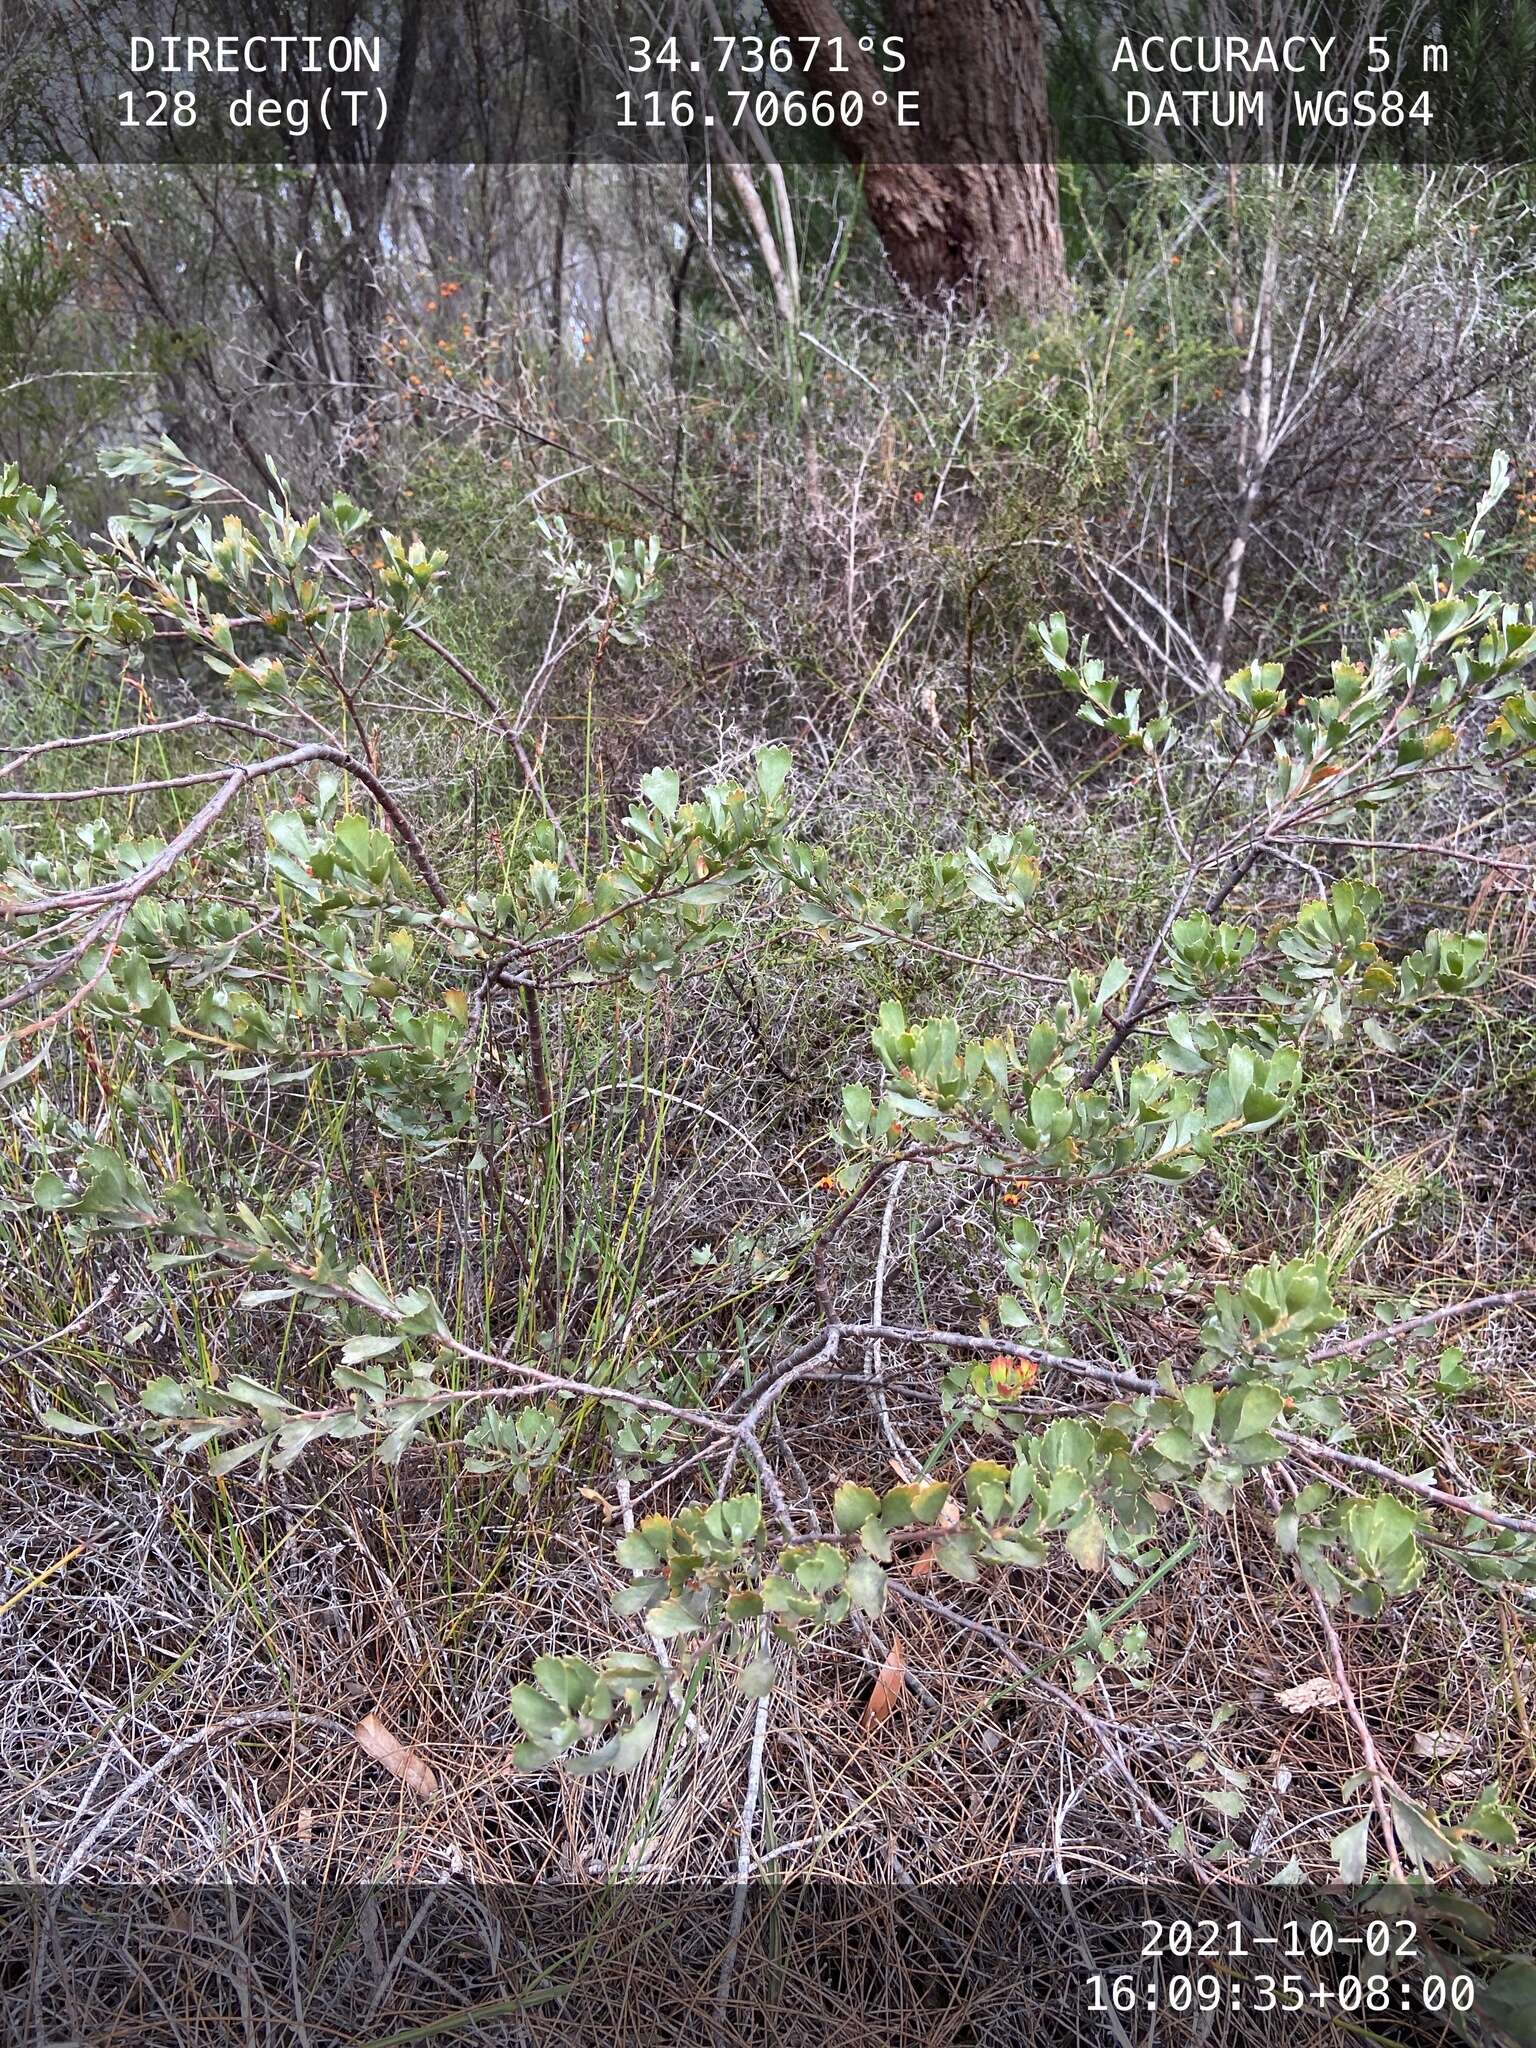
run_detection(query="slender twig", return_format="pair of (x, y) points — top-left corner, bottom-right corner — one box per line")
(713, 1675), (772, 2032)
(838, 1323), (1536, 1535)
(1, 742), (449, 916)
(867, 1163), (919, 1480)
(1266, 1470), (1405, 1881)
(1274, 1434), (1536, 1537)
(1311, 1289), (1536, 1361)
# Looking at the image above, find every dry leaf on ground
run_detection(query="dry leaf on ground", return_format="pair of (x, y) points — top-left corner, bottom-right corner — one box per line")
(355, 1711), (439, 1798)
(1412, 1727), (1469, 1759)
(861, 1635), (907, 1730)
(1275, 1676), (1344, 1714)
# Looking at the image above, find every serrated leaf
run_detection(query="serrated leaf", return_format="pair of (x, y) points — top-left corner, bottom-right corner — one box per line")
(1390, 1794), (1459, 1872)
(614, 1529), (661, 1572)
(563, 1707), (661, 1776)
(639, 766), (680, 821)
(508, 1684), (569, 1742)
(755, 743), (792, 804)
(790, 1542), (846, 1594)
(333, 1361), (388, 1398)
(833, 1482), (881, 1534)
(347, 1265), (398, 1316)
(644, 1597), (701, 1639)
(1228, 1383), (1284, 1441)
(271, 1417), (334, 1470)
(533, 1655), (598, 1714)
(1183, 1382), (1217, 1440)
(933, 1531), (981, 1584)
(611, 1579), (662, 1617)
(378, 1402), (435, 1465)
(1463, 1783), (1518, 1846)
(845, 1553), (886, 1617)
(223, 1374), (286, 1412)
(1481, 1962), (1536, 2046)
(908, 1481), (950, 1526)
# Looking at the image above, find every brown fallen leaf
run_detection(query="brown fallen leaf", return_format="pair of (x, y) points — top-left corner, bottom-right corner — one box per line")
(355, 1711), (439, 1798)
(861, 1634), (907, 1731)
(1412, 1727), (1468, 1759)
(1275, 1675), (1343, 1715)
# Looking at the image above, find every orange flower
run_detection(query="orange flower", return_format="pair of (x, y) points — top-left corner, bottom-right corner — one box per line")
(440, 280), (460, 295)
(1001, 1189), (1020, 1206)
(912, 489), (924, 504)
(816, 1173), (838, 1191)
(986, 1354), (1039, 1397)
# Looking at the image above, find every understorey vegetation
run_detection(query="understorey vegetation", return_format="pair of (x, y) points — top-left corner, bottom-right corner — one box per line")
(3, 423), (1535, 1923)
(4, 122), (1536, 2048)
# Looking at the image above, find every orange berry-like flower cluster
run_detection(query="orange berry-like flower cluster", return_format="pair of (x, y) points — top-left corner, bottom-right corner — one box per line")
(985, 1354), (1039, 1398)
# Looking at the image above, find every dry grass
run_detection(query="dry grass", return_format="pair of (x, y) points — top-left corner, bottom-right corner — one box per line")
(6, 1387), (1534, 1885)
(6, 1442), (1536, 2038)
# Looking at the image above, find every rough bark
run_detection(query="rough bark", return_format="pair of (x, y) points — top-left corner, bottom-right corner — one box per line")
(760, 0), (1065, 312)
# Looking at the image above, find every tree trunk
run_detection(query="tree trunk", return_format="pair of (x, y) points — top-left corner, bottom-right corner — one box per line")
(760, 0), (1065, 312)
